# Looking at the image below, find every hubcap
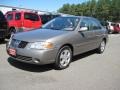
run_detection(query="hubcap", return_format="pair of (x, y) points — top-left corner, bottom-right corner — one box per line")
(100, 41), (105, 52)
(60, 49), (71, 67)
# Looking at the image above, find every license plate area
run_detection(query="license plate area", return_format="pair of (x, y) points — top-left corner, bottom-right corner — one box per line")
(8, 48), (16, 56)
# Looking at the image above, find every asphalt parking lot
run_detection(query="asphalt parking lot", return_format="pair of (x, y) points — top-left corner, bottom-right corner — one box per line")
(0, 34), (120, 90)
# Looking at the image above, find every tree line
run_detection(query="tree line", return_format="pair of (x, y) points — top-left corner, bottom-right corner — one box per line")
(58, 0), (120, 22)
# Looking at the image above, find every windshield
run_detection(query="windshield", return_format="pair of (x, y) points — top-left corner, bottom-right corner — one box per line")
(42, 17), (80, 31)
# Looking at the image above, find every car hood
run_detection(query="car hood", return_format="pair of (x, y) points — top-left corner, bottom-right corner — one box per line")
(13, 29), (69, 42)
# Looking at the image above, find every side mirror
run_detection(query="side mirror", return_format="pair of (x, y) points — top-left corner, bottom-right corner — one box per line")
(79, 27), (88, 32)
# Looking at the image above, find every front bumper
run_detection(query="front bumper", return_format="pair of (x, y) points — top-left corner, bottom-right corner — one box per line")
(7, 45), (59, 65)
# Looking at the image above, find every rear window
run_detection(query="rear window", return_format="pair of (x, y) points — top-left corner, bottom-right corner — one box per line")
(24, 13), (39, 21)
(7, 14), (13, 20)
(91, 18), (102, 29)
(0, 11), (6, 21)
(15, 13), (21, 20)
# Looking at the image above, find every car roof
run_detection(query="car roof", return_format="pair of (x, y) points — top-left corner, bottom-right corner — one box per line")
(60, 15), (95, 19)
(6, 10), (37, 14)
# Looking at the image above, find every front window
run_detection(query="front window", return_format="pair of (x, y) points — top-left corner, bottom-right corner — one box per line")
(7, 14), (13, 20)
(42, 17), (80, 31)
(15, 13), (21, 20)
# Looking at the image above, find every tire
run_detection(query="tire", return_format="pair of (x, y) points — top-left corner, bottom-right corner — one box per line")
(10, 28), (16, 35)
(118, 31), (120, 34)
(108, 29), (111, 34)
(96, 40), (106, 54)
(54, 46), (72, 70)
(7, 28), (16, 39)
(0, 38), (5, 42)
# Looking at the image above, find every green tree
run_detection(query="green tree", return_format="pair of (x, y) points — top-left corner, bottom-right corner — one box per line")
(58, 0), (120, 21)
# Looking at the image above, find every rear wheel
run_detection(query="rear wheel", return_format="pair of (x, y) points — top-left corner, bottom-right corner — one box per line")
(97, 40), (106, 54)
(55, 46), (72, 70)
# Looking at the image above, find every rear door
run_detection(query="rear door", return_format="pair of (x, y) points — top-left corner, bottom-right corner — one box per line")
(31, 13), (41, 28)
(90, 18), (105, 46)
(24, 12), (33, 29)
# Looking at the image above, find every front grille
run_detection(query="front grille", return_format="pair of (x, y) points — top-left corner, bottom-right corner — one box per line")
(15, 55), (32, 61)
(11, 39), (28, 48)
(18, 41), (28, 48)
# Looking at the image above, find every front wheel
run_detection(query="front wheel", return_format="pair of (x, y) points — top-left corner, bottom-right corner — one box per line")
(10, 28), (16, 36)
(7, 28), (16, 39)
(54, 46), (72, 70)
(96, 40), (106, 54)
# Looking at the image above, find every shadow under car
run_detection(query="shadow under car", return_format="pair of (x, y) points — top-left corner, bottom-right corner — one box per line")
(7, 50), (97, 72)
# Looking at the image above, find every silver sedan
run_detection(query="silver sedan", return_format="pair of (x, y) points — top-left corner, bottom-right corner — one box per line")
(7, 16), (108, 70)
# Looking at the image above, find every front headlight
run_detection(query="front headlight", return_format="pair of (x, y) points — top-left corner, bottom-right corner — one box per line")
(28, 42), (54, 50)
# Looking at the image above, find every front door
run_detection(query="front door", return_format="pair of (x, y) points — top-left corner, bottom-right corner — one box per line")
(75, 18), (98, 54)
(15, 13), (22, 29)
